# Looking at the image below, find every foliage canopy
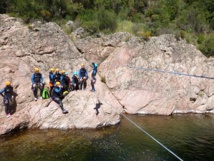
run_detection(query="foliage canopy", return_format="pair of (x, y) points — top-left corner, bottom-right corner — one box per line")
(1, 0), (213, 56)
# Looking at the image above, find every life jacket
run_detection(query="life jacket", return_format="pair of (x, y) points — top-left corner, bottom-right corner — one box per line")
(52, 86), (62, 98)
(34, 72), (42, 83)
(54, 73), (61, 82)
(60, 74), (67, 85)
(80, 68), (87, 77)
(49, 72), (55, 84)
(4, 86), (13, 96)
(92, 66), (97, 76)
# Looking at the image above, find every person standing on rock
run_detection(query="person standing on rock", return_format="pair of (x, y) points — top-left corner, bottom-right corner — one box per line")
(60, 70), (66, 88)
(64, 72), (71, 91)
(52, 81), (68, 114)
(71, 71), (79, 91)
(0, 81), (14, 118)
(91, 62), (98, 92)
(31, 67), (44, 101)
(78, 64), (88, 90)
(49, 68), (55, 96)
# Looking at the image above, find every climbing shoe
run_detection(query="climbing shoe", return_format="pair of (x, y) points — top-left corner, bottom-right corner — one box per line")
(62, 109), (68, 114)
(6, 113), (11, 118)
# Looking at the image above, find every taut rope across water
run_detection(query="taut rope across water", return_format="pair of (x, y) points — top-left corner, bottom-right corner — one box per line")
(126, 65), (214, 80)
(97, 97), (183, 161)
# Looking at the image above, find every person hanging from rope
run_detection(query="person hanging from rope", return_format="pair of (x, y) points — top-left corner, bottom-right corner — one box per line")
(78, 64), (88, 90)
(54, 68), (61, 85)
(91, 62), (98, 92)
(49, 68), (55, 96)
(31, 67), (44, 101)
(0, 81), (15, 118)
(51, 81), (68, 114)
(71, 71), (79, 91)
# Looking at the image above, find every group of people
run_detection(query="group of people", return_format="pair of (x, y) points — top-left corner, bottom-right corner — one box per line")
(0, 63), (98, 117)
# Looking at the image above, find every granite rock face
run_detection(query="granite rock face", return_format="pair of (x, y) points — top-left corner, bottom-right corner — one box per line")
(76, 33), (214, 115)
(1, 14), (214, 135)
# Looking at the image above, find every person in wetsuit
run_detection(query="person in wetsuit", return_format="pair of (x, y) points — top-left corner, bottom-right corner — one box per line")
(78, 64), (88, 90)
(31, 67), (43, 101)
(51, 81), (68, 114)
(0, 81), (14, 118)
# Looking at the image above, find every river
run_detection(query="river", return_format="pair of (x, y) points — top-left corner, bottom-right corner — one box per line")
(0, 114), (214, 161)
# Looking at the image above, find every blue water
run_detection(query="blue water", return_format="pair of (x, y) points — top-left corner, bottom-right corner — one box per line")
(0, 114), (214, 161)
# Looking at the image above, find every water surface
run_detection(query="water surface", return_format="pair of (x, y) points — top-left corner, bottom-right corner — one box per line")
(1, 114), (214, 161)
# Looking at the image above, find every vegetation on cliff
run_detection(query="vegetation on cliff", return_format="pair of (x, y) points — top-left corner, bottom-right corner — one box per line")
(0, 0), (213, 56)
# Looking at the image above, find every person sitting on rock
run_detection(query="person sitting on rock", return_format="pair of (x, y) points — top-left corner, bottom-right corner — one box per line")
(31, 67), (44, 101)
(91, 62), (98, 92)
(71, 71), (79, 91)
(54, 68), (61, 85)
(52, 81), (68, 114)
(49, 68), (55, 96)
(0, 81), (14, 118)
(78, 64), (88, 90)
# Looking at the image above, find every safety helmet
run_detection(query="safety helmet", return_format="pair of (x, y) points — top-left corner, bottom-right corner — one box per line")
(61, 70), (65, 74)
(35, 67), (39, 72)
(55, 68), (59, 72)
(5, 81), (11, 86)
(73, 71), (77, 75)
(65, 72), (68, 75)
(50, 68), (55, 72)
(81, 63), (84, 67)
(55, 82), (60, 85)
(95, 63), (98, 67)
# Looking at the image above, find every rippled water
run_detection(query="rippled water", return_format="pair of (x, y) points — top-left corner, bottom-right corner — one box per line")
(1, 114), (214, 161)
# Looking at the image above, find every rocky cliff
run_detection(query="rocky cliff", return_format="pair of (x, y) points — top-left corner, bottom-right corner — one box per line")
(1, 14), (214, 135)
(75, 33), (214, 115)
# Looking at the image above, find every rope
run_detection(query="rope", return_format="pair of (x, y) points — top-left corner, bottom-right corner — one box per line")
(127, 65), (214, 80)
(100, 98), (183, 161)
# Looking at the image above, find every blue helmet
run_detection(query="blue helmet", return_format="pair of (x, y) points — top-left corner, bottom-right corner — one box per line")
(73, 71), (77, 75)
(65, 72), (68, 75)
(95, 63), (98, 67)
